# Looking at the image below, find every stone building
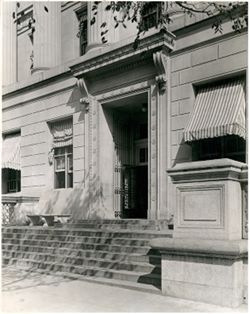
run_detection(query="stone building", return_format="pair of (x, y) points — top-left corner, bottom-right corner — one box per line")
(2, 1), (248, 307)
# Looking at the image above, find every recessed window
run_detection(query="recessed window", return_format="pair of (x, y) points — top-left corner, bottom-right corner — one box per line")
(49, 118), (73, 189)
(141, 2), (161, 30)
(54, 146), (73, 189)
(76, 7), (87, 56)
(192, 135), (246, 162)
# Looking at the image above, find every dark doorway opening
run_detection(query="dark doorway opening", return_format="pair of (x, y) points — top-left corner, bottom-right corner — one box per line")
(121, 165), (148, 219)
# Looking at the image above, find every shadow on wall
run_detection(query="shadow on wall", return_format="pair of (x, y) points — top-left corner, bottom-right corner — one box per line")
(67, 84), (86, 121)
(172, 138), (192, 166)
(34, 172), (111, 220)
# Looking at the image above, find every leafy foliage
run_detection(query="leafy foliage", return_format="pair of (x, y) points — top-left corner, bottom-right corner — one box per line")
(91, 1), (248, 48)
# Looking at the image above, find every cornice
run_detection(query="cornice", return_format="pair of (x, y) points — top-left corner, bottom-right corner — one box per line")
(168, 158), (247, 183)
(2, 64), (72, 99)
(69, 29), (175, 78)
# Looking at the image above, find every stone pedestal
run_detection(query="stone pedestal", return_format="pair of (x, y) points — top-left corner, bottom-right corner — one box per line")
(168, 158), (247, 240)
(151, 238), (248, 307)
(152, 158), (248, 307)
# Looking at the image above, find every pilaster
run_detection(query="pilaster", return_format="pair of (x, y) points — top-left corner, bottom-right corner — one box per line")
(149, 85), (158, 219)
(151, 50), (172, 220)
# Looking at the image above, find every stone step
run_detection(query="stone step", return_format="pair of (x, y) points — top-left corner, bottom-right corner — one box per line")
(2, 246), (160, 264)
(2, 251), (160, 273)
(66, 219), (172, 229)
(7, 258), (161, 287)
(2, 234), (152, 246)
(2, 241), (152, 254)
(3, 265), (162, 295)
(2, 226), (173, 239)
(2, 222), (170, 291)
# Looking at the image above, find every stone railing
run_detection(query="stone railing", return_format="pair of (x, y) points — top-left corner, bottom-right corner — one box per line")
(2, 197), (17, 225)
(2, 195), (39, 225)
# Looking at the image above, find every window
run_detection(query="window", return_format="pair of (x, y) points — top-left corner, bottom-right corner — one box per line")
(2, 131), (21, 194)
(76, 7), (87, 56)
(2, 169), (21, 193)
(141, 2), (161, 30)
(49, 118), (73, 189)
(192, 135), (246, 162)
(184, 77), (246, 163)
(54, 146), (73, 189)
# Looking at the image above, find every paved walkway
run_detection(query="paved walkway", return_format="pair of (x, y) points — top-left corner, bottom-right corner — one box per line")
(1, 266), (248, 313)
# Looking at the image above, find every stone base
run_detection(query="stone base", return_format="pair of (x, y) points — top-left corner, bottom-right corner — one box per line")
(151, 238), (248, 308)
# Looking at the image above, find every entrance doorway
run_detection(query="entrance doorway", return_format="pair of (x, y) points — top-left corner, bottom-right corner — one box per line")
(102, 93), (148, 219)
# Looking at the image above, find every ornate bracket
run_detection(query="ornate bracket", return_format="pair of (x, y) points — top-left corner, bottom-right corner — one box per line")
(153, 51), (168, 91)
(77, 78), (90, 113)
(48, 147), (54, 165)
(80, 97), (90, 112)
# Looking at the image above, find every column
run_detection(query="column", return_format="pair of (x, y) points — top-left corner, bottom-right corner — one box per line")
(32, 2), (61, 74)
(2, 2), (17, 85)
(87, 2), (119, 53)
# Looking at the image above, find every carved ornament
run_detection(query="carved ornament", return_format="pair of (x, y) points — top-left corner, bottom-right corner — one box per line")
(153, 51), (168, 90)
(77, 78), (90, 112)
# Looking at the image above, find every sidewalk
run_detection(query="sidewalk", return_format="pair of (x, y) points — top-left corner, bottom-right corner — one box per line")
(1, 266), (248, 313)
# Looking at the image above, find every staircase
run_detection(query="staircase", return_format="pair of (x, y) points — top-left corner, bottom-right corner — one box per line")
(2, 219), (173, 294)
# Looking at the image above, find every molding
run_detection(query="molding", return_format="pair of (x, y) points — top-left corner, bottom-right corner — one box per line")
(150, 238), (248, 259)
(177, 184), (225, 229)
(168, 158), (247, 183)
(3, 83), (75, 112)
(69, 29), (175, 78)
(90, 57), (152, 83)
(2, 195), (39, 203)
(96, 81), (149, 103)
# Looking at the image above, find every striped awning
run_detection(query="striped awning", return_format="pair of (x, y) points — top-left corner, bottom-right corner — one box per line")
(51, 119), (73, 148)
(2, 132), (21, 170)
(184, 78), (246, 142)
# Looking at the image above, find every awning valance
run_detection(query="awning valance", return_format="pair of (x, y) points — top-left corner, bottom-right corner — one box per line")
(2, 133), (21, 170)
(184, 78), (246, 142)
(51, 119), (73, 148)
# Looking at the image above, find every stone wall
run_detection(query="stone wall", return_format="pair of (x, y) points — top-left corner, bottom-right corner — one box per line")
(170, 32), (247, 165)
(2, 71), (85, 198)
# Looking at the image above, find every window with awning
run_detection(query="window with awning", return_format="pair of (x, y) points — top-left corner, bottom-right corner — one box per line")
(2, 132), (21, 193)
(184, 77), (246, 163)
(2, 132), (21, 170)
(184, 77), (246, 142)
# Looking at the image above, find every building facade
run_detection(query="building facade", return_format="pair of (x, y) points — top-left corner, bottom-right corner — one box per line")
(2, 1), (247, 227)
